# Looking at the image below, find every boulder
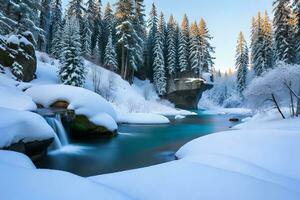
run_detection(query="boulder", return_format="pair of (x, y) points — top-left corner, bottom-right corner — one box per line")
(0, 32), (37, 82)
(3, 138), (53, 161)
(165, 78), (213, 109)
(49, 101), (116, 138)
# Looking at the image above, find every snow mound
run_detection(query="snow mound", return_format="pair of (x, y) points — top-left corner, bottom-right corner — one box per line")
(0, 150), (36, 169)
(0, 151), (132, 200)
(25, 84), (118, 131)
(0, 108), (55, 148)
(117, 113), (170, 124)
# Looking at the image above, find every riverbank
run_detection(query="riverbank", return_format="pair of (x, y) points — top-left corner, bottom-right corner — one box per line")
(1, 110), (299, 199)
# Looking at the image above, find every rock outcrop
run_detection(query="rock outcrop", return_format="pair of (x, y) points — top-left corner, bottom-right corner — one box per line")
(165, 78), (213, 109)
(0, 32), (37, 82)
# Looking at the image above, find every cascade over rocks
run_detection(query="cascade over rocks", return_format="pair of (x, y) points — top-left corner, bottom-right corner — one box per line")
(0, 32), (37, 82)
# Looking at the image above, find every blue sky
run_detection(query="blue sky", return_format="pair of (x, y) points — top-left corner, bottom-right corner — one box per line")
(63, 0), (273, 71)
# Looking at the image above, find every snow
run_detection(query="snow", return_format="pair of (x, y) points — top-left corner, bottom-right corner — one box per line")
(0, 107), (55, 148)
(117, 113), (170, 124)
(0, 151), (132, 200)
(25, 84), (118, 131)
(89, 111), (300, 199)
(7, 34), (19, 45)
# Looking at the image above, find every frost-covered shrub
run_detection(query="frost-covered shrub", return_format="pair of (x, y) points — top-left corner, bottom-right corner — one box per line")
(199, 73), (242, 108)
(245, 63), (300, 116)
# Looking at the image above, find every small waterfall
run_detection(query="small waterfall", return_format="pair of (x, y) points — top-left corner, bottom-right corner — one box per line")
(45, 114), (69, 150)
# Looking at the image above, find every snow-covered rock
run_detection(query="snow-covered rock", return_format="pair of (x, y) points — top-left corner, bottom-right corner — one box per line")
(117, 113), (170, 124)
(0, 107), (55, 148)
(25, 84), (118, 131)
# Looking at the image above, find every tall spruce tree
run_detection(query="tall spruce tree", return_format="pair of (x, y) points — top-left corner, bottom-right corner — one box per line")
(38, 0), (51, 51)
(81, 13), (92, 57)
(189, 22), (202, 77)
(0, 0), (42, 39)
(103, 3), (116, 48)
(104, 33), (118, 71)
(166, 15), (177, 77)
(235, 32), (249, 96)
(262, 11), (274, 70)
(115, 0), (140, 82)
(198, 18), (215, 73)
(294, 0), (300, 62)
(178, 14), (190, 75)
(153, 31), (167, 96)
(146, 3), (158, 80)
(273, 0), (295, 64)
(59, 17), (86, 87)
(49, 0), (63, 58)
(158, 12), (167, 65)
(251, 13), (265, 76)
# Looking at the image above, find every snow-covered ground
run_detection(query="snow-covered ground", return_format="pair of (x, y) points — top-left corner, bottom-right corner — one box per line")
(89, 111), (300, 200)
(117, 113), (170, 124)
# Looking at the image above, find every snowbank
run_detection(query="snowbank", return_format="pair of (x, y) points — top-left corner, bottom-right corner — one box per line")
(0, 108), (55, 148)
(0, 150), (36, 169)
(90, 112), (300, 199)
(117, 113), (170, 124)
(25, 84), (118, 131)
(0, 151), (131, 200)
(0, 74), (36, 111)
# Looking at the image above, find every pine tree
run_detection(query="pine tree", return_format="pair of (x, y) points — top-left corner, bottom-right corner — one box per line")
(158, 12), (167, 66)
(146, 3), (158, 80)
(273, 0), (295, 64)
(0, 0), (42, 39)
(198, 18), (215, 73)
(294, 0), (300, 62)
(103, 3), (116, 48)
(104, 33), (118, 71)
(262, 11), (274, 70)
(189, 22), (202, 77)
(86, 0), (101, 59)
(49, 0), (63, 58)
(81, 14), (92, 57)
(166, 15), (177, 77)
(153, 32), (167, 96)
(178, 14), (190, 75)
(235, 32), (249, 96)
(115, 0), (140, 82)
(38, 0), (51, 52)
(251, 13), (265, 76)
(59, 17), (86, 87)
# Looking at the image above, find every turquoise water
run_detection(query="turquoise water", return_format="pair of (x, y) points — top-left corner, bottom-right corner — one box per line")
(35, 110), (243, 177)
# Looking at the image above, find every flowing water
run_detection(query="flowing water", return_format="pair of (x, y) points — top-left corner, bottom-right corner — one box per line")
(36, 110), (244, 177)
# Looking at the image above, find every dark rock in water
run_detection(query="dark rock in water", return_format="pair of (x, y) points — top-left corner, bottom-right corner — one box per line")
(0, 32), (37, 82)
(165, 78), (213, 109)
(229, 118), (240, 122)
(69, 115), (117, 138)
(3, 138), (53, 161)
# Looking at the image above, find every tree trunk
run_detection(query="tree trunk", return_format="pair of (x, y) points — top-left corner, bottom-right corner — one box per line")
(121, 45), (125, 79)
(297, 88), (300, 117)
(289, 82), (295, 117)
(271, 93), (285, 119)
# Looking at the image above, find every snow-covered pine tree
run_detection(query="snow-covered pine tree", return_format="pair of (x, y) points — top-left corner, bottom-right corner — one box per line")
(251, 13), (265, 76)
(38, 0), (51, 52)
(198, 18), (215, 73)
(166, 15), (177, 77)
(146, 2), (158, 80)
(0, 0), (42, 40)
(81, 14), (92, 57)
(86, 0), (101, 59)
(153, 31), (167, 96)
(48, 0), (63, 57)
(189, 22), (202, 77)
(104, 32), (118, 71)
(235, 32), (249, 96)
(178, 14), (190, 75)
(273, 0), (296, 64)
(115, 0), (139, 82)
(59, 17), (86, 87)
(103, 3), (116, 49)
(294, 0), (300, 63)
(157, 12), (167, 68)
(262, 11), (274, 70)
